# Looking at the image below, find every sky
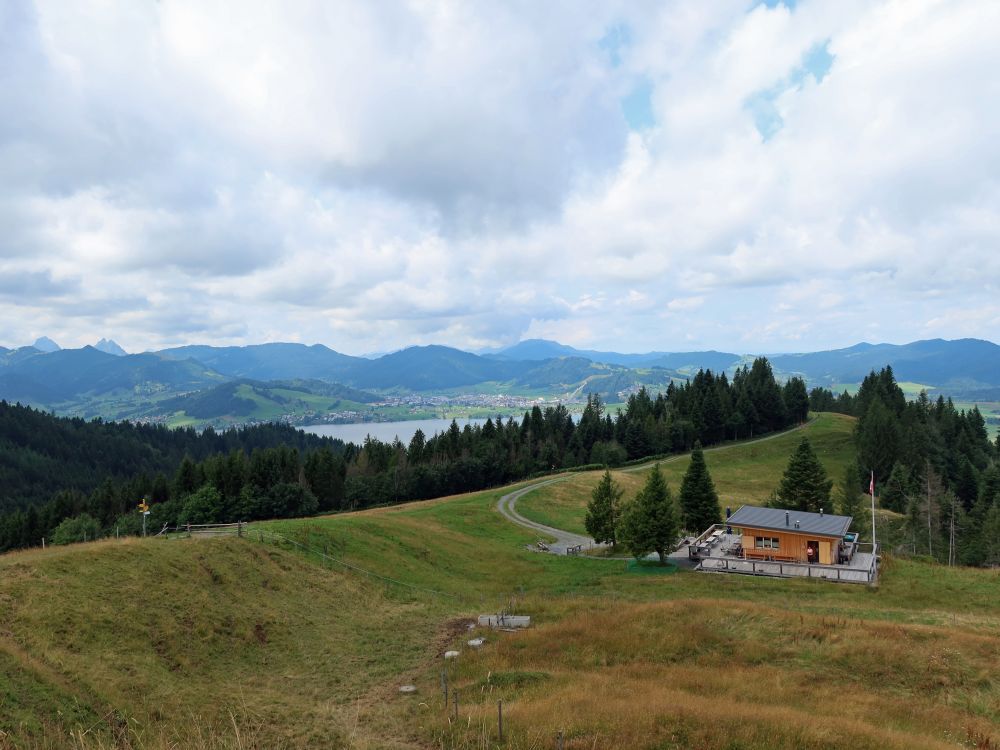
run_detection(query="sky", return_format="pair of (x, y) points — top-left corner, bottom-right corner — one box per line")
(1, 0), (998, 356)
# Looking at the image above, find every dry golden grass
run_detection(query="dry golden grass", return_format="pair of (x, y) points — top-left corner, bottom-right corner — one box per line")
(4, 418), (1000, 749)
(418, 597), (1000, 749)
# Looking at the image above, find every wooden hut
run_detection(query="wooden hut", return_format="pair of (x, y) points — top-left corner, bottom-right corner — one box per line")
(726, 505), (852, 565)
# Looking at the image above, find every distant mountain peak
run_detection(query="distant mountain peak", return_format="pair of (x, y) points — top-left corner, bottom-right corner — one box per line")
(32, 336), (60, 353)
(94, 338), (128, 356)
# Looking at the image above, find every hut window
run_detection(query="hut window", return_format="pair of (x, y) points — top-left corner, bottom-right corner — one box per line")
(754, 536), (780, 549)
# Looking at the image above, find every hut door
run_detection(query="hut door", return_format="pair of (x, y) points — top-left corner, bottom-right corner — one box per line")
(806, 541), (819, 564)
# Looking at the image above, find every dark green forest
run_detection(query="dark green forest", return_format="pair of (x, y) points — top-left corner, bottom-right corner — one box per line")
(811, 368), (1000, 566)
(2, 357), (997, 566)
(0, 358), (805, 552)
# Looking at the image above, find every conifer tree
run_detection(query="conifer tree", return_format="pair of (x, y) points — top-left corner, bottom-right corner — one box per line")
(838, 462), (864, 530)
(955, 458), (980, 513)
(678, 442), (721, 533)
(782, 377), (810, 424)
(618, 464), (677, 563)
(979, 504), (1000, 567)
(585, 469), (623, 545)
(881, 463), (912, 513)
(856, 397), (900, 485)
(775, 437), (833, 513)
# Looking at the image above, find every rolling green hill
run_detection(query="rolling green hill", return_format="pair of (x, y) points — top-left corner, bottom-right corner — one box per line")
(518, 412), (856, 536)
(157, 342), (362, 381)
(3, 418), (999, 748)
(8, 339), (1000, 429)
(151, 379), (379, 427)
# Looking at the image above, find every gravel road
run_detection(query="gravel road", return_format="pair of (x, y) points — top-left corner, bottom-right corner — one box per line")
(496, 419), (817, 557)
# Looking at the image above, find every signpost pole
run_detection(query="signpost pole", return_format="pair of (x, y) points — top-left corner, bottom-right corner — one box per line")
(139, 498), (150, 537)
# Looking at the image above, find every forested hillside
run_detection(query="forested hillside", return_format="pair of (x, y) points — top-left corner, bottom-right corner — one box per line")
(0, 358), (805, 552)
(7, 355), (996, 566)
(0, 401), (341, 531)
(810, 368), (1000, 565)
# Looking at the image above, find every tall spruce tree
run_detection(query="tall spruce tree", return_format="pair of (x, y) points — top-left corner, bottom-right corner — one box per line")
(782, 377), (810, 424)
(585, 469), (623, 545)
(618, 464), (677, 563)
(838, 462), (864, 531)
(881, 463), (912, 513)
(776, 437), (833, 513)
(856, 397), (900, 485)
(979, 504), (1000, 567)
(678, 443), (721, 533)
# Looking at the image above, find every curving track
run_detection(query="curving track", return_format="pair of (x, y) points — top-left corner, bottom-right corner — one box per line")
(496, 418), (818, 556)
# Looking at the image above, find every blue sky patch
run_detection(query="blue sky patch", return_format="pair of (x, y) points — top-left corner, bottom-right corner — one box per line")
(622, 77), (655, 131)
(799, 41), (834, 83)
(598, 23), (631, 68)
(745, 40), (834, 140)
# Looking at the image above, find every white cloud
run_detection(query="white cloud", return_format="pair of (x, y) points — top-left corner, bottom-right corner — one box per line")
(0, 0), (998, 354)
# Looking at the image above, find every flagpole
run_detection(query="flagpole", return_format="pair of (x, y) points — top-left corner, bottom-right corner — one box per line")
(870, 471), (877, 553)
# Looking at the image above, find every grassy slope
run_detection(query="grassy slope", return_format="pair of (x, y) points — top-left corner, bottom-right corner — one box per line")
(0, 538), (445, 749)
(267, 488), (1000, 750)
(519, 412), (857, 537)
(2, 413), (999, 748)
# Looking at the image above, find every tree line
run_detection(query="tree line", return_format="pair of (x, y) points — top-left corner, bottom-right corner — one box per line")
(585, 442), (724, 563)
(0, 357), (806, 552)
(801, 369), (999, 565)
(584, 372), (1000, 570)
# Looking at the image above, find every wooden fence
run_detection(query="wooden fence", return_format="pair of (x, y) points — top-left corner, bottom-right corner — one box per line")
(155, 522), (247, 538)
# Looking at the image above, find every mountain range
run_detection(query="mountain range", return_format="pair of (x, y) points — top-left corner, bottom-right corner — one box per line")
(1, 337), (998, 425)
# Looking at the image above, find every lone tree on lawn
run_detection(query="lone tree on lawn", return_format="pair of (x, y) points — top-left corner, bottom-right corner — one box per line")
(679, 442), (721, 533)
(775, 436), (832, 513)
(585, 469), (623, 545)
(618, 463), (678, 564)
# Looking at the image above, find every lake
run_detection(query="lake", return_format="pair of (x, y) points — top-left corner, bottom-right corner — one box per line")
(301, 418), (491, 445)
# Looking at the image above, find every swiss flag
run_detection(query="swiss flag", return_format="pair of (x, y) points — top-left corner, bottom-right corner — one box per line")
(869, 473), (875, 496)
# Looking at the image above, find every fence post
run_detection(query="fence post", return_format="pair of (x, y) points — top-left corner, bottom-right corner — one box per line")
(441, 670), (448, 707)
(557, 730), (564, 749)
(498, 699), (503, 741)
(452, 690), (458, 721)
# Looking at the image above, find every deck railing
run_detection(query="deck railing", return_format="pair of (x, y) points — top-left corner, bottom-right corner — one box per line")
(699, 543), (879, 585)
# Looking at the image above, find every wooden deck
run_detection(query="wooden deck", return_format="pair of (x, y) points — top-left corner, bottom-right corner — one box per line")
(698, 545), (879, 584)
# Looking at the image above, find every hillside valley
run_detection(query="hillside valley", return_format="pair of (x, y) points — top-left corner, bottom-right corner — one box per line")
(1, 416), (998, 749)
(2, 337), (999, 429)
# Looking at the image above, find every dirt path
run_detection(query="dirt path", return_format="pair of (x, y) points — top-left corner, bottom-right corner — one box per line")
(496, 418), (817, 556)
(496, 478), (600, 554)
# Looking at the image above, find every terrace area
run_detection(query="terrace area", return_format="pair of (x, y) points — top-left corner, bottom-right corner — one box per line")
(683, 523), (879, 585)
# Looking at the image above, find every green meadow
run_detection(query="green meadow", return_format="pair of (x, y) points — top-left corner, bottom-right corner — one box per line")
(1, 413), (998, 749)
(518, 412), (856, 536)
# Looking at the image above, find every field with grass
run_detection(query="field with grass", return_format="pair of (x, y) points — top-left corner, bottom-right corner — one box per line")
(519, 412), (857, 537)
(2, 412), (999, 749)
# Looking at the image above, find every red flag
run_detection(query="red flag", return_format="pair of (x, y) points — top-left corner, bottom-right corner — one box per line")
(869, 472), (875, 496)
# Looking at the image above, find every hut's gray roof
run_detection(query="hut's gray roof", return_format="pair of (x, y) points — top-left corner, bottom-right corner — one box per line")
(727, 505), (852, 538)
